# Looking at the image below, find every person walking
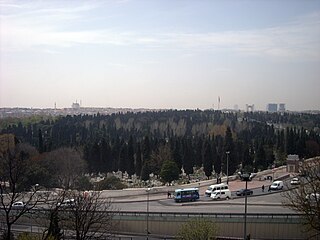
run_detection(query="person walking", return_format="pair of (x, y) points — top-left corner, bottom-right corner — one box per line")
(262, 185), (265, 192)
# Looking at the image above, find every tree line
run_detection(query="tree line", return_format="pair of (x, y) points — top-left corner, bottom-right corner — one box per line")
(1, 110), (319, 181)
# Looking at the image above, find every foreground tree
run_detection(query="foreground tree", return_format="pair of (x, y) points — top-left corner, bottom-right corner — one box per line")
(176, 218), (218, 240)
(282, 158), (320, 233)
(42, 147), (87, 189)
(36, 189), (116, 240)
(62, 190), (115, 240)
(0, 143), (41, 240)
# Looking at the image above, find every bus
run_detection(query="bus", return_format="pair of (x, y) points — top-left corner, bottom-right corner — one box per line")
(173, 188), (200, 202)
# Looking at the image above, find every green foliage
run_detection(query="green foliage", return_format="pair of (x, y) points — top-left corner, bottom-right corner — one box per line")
(97, 176), (126, 190)
(176, 218), (218, 240)
(160, 160), (180, 183)
(17, 233), (56, 240)
(74, 176), (93, 191)
(203, 140), (213, 179)
(17, 233), (40, 240)
(1, 110), (320, 179)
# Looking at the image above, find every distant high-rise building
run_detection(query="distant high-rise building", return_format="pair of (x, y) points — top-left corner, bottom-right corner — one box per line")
(246, 104), (254, 112)
(72, 101), (80, 109)
(267, 103), (278, 112)
(279, 103), (286, 112)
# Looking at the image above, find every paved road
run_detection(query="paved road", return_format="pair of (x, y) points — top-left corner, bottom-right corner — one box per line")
(112, 189), (295, 214)
(110, 166), (297, 214)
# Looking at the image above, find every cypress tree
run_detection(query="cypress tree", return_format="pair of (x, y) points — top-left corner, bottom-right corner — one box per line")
(127, 136), (135, 177)
(203, 140), (213, 179)
(182, 138), (194, 177)
(135, 143), (142, 177)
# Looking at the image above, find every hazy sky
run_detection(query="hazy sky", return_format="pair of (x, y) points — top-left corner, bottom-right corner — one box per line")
(1, 0), (320, 111)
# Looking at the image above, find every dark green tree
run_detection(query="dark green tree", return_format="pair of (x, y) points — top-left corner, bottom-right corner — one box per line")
(172, 138), (183, 173)
(135, 143), (142, 177)
(119, 140), (128, 174)
(38, 129), (44, 153)
(224, 127), (236, 176)
(127, 136), (135, 177)
(160, 160), (180, 184)
(182, 138), (194, 177)
(255, 143), (266, 170)
(203, 140), (213, 179)
(141, 136), (152, 181)
(195, 137), (203, 167)
(214, 136), (223, 176)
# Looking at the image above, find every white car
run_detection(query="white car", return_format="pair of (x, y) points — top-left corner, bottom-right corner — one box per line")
(290, 177), (300, 185)
(270, 180), (284, 190)
(211, 189), (231, 200)
(58, 199), (76, 208)
(11, 201), (26, 210)
(305, 193), (320, 203)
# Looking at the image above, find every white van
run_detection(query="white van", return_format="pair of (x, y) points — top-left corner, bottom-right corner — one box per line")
(270, 180), (284, 190)
(211, 189), (231, 200)
(205, 183), (229, 196)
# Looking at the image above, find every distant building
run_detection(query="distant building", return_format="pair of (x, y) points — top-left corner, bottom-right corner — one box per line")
(267, 103), (278, 112)
(279, 103), (286, 112)
(286, 154), (300, 173)
(246, 104), (254, 112)
(72, 102), (80, 109)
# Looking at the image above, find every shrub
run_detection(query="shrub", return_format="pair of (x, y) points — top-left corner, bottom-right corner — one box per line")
(176, 218), (218, 240)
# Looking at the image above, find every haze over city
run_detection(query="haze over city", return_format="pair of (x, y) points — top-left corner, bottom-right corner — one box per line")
(1, 0), (320, 111)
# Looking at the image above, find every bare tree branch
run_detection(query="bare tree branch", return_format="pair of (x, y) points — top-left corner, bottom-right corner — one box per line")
(282, 158), (320, 233)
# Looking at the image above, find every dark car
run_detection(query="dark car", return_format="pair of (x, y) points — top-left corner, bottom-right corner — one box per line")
(236, 189), (253, 196)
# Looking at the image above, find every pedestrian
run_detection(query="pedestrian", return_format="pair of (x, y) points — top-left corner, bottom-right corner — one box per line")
(268, 185), (271, 192)
(262, 185), (265, 192)
(167, 191), (171, 198)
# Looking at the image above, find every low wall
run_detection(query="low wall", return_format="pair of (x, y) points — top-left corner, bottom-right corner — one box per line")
(1, 211), (318, 239)
(113, 212), (316, 239)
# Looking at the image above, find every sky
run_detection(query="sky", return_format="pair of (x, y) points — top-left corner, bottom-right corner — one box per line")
(0, 0), (320, 111)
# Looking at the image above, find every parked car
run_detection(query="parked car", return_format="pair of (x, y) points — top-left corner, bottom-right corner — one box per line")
(11, 201), (27, 210)
(236, 189), (253, 196)
(57, 198), (76, 208)
(305, 193), (320, 203)
(290, 177), (300, 185)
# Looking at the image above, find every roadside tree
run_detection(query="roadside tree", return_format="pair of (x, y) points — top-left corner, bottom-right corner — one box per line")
(0, 143), (42, 240)
(282, 158), (320, 233)
(61, 190), (115, 240)
(42, 147), (87, 189)
(34, 188), (116, 240)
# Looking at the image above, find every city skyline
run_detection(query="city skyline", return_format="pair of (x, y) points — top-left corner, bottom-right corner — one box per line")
(1, 0), (320, 111)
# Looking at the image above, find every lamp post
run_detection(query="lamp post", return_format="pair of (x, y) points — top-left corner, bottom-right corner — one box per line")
(226, 151), (230, 184)
(146, 187), (151, 239)
(242, 173), (250, 240)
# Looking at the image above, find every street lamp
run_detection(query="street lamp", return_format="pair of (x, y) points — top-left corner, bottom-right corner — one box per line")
(226, 151), (230, 184)
(242, 173), (251, 240)
(146, 187), (151, 239)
